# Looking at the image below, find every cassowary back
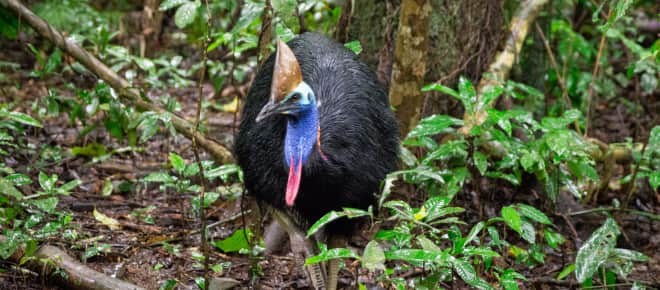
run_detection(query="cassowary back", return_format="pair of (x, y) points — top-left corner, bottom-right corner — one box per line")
(235, 33), (399, 235)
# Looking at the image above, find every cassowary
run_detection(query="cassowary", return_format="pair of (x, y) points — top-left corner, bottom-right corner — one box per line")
(235, 33), (399, 289)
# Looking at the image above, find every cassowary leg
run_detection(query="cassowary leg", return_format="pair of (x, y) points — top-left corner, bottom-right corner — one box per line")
(263, 220), (288, 255)
(271, 210), (327, 289)
(326, 235), (346, 290)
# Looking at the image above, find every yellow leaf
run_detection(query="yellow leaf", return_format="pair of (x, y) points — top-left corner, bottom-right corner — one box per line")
(93, 208), (120, 230)
(414, 206), (427, 221)
(218, 97), (238, 113)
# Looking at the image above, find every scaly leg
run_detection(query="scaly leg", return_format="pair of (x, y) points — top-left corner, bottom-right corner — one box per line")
(271, 210), (327, 289)
(326, 235), (346, 290)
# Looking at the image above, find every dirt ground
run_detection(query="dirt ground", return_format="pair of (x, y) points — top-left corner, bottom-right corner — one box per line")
(0, 37), (659, 290)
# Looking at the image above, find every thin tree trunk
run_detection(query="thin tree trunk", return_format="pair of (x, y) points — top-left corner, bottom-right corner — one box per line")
(388, 0), (432, 137)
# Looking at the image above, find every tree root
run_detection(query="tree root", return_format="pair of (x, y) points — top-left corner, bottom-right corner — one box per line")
(2, 236), (145, 290)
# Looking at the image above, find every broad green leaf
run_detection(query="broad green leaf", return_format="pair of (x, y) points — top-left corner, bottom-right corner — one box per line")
(463, 247), (500, 258)
(159, 0), (189, 11)
(306, 208), (369, 237)
(306, 247), (359, 265)
(344, 40), (362, 55)
(0, 230), (24, 259)
(5, 173), (31, 186)
(422, 83), (460, 99)
(44, 48), (62, 74)
(30, 197), (58, 213)
(213, 229), (251, 253)
(8, 111), (42, 127)
(557, 264), (575, 280)
(174, 1), (200, 29)
(480, 85), (504, 108)
(457, 77), (477, 113)
(407, 114), (462, 138)
(520, 220), (536, 244)
(417, 235), (441, 252)
(144, 172), (176, 183)
(464, 221), (485, 246)
(169, 152), (186, 173)
(362, 241), (385, 271)
(575, 218), (620, 282)
(58, 179), (81, 194)
(102, 179), (113, 196)
(500, 268), (526, 290)
(544, 228), (565, 249)
(385, 249), (443, 264)
(0, 177), (23, 199)
(452, 258), (479, 285)
(71, 143), (107, 157)
(649, 171), (660, 191)
(501, 206), (522, 234)
(82, 243), (111, 261)
(611, 248), (649, 262)
(540, 109), (581, 130)
(473, 151), (488, 175)
(425, 206), (464, 223)
(516, 204), (552, 225)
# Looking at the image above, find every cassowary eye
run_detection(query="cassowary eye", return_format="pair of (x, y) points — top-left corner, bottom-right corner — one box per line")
(289, 93), (301, 102)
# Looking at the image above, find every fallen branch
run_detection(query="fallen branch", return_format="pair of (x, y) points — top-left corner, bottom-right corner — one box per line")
(0, 0), (234, 164)
(2, 236), (145, 290)
(459, 0), (549, 134)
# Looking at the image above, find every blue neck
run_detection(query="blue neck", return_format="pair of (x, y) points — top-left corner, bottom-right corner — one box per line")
(284, 105), (319, 167)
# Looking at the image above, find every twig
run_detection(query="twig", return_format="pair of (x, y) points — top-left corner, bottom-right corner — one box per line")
(624, 139), (649, 207)
(584, 9), (611, 137)
(0, 0), (234, 164)
(534, 23), (581, 134)
(568, 206), (660, 221)
(191, 1), (214, 288)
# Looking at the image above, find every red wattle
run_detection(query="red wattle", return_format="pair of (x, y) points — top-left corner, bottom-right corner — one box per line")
(285, 155), (302, 206)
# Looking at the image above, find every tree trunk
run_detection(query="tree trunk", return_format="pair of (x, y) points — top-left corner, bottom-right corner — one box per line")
(388, 0), (432, 137)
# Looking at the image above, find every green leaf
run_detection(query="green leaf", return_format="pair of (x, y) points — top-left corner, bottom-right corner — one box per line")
(557, 264), (575, 280)
(417, 235), (441, 252)
(463, 247), (500, 258)
(501, 206), (522, 234)
(540, 109), (581, 130)
(362, 241), (385, 271)
(8, 111), (42, 127)
(457, 77), (477, 113)
(44, 49), (62, 74)
(0, 230), (24, 259)
(0, 177), (23, 199)
(648, 171), (659, 190)
(169, 152), (186, 173)
(5, 173), (31, 186)
(452, 259), (479, 286)
(144, 172), (176, 183)
(306, 208), (370, 237)
(71, 143), (107, 157)
(516, 204), (552, 225)
(344, 40), (362, 55)
(520, 220), (536, 244)
(159, 0), (189, 10)
(544, 228), (565, 249)
(422, 83), (460, 99)
(213, 229), (251, 253)
(473, 151), (488, 175)
(611, 248), (649, 262)
(575, 218), (620, 282)
(306, 247), (359, 265)
(407, 114), (462, 138)
(102, 179), (113, 196)
(174, 1), (200, 29)
(30, 196), (58, 213)
(480, 85), (504, 108)
(58, 179), (81, 194)
(384, 249), (444, 264)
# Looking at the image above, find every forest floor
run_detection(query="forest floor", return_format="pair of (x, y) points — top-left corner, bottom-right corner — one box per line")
(0, 38), (659, 290)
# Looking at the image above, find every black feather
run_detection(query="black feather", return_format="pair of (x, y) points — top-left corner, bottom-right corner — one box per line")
(234, 33), (399, 235)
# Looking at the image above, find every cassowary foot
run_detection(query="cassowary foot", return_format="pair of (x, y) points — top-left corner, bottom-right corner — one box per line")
(325, 235), (346, 290)
(271, 210), (328, 289)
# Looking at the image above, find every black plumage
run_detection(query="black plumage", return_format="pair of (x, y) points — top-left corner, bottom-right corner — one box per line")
(235, 33), (399, 235)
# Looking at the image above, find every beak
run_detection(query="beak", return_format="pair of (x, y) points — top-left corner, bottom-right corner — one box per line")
(255, 101), (297, 122)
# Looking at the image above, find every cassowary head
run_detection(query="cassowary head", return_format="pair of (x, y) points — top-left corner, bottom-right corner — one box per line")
(255, 40), (322, 208)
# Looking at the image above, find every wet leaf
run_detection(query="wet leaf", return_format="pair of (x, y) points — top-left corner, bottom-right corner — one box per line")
(93, 209), (121, 230)
(517, 204), (552, 225)
(575, 218), (620, 282)
(174, 1), (200, 29)
(214, 229), (251, 253)
(501, 206), (522, 234)
(362, 241), (385, 271)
